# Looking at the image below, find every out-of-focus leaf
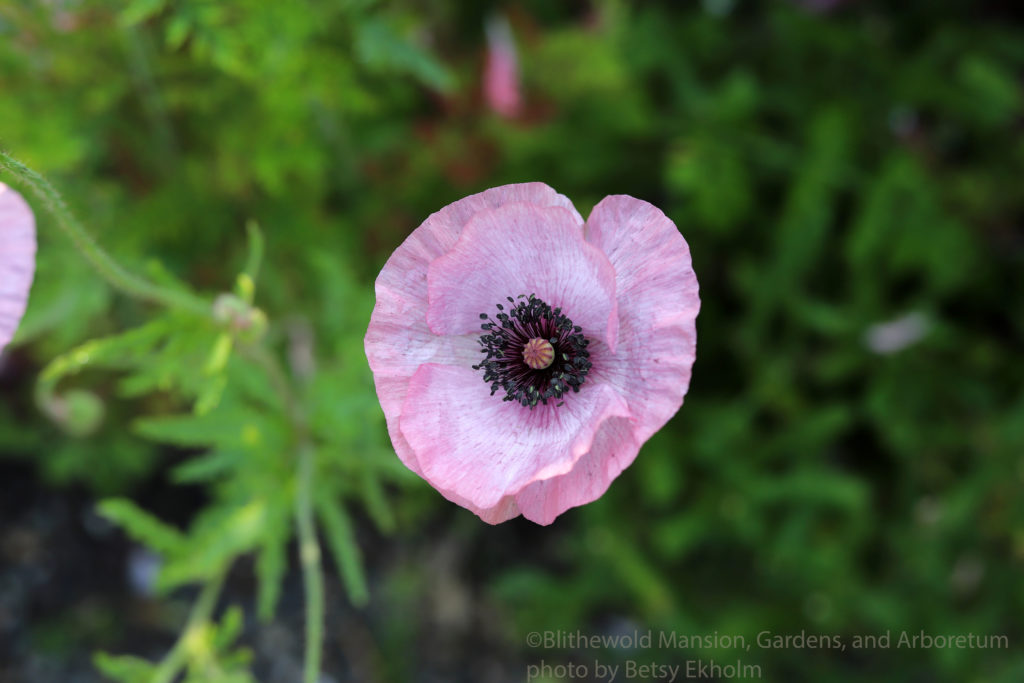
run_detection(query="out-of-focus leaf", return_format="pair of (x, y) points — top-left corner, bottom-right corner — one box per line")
(315, 492), (369, 607)
(355, 17), (455, 92)
(157, 499), (269, 591)
(97, 498), (185, 555)
(92, 652), (156, 683)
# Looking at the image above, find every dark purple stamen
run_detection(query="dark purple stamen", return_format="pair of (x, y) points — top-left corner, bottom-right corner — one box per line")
(472, 293), (592, 409)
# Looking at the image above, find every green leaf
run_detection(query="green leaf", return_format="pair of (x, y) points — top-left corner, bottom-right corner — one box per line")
(157, 500), (269, 591)
(355, 17), (455, 92)
(38, 318), (171, 387)
(213, 606), (245, 650)
(118, 0), (167, 27)
(241, 219), (265, 292)
(170, 449), (244, 484)
(254, 489), (292, 621)
(315, 493), (369, 606)
(203, 333), (234, 376)
(96, 498), (185, 555)
(359, 471), (396, 534)
(956, 54), (1023, 127)
(255, 533), (287, 622)
(133, 408), (285, 452)
(166, 15), (192, 50)
(194, 372), (229, 416)
(92, 652), (156, 683)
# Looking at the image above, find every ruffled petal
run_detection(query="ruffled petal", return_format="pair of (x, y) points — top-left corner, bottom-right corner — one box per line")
(433, 486), (521, 525)
(426, 201), (618, 350)
(366, 183), (582, 476)
(583, 196), (699, 442)
(398, 362), (631, 510)
(0, 183), (36, 352)
(514, 416), (638, 525)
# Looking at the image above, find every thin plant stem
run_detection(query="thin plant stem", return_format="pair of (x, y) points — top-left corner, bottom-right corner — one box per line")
(0, 150), (209, 316)
(244, 344), (325, 683)
(296, 443), (325, 683)
(151, 569), (227, 683)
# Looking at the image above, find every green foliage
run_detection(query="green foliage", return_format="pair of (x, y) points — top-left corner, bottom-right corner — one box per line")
(93, 653), (158, 683)
(1, 0), (1023, 681)
(476, 3), (1024, 682)
(94, 605), (254, 683)
(97, 497), (186, 556)
(316, 489), (370, 607)
(1, 0), (423, 670)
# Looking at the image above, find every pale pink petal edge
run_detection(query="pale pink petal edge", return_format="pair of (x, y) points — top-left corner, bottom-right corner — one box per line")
(398, 363), (631, 510)
(0, 184), (37, 352)
(584, 195), (700, 443)
(515, 415), (640, 524)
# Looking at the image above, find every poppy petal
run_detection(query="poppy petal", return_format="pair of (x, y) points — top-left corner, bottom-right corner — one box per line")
(426, 200), (618, 351)
(584, 195), (699, 442)
(0, 183), (36, 353)
(366, 183), (582, 478)
(399, 362), (631, 510)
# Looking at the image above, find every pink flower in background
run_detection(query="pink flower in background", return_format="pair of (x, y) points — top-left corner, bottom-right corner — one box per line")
(365, 183), (699, 525)
(864, 311), (930, 354)
(483, 15), (522, 118)
(0, 183), (36, 354)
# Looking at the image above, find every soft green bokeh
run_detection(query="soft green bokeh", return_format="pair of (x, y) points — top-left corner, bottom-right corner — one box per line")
(1, 1), (1022, 681)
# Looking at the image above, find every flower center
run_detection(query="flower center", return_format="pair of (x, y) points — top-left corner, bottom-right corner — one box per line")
(522, 338), (554, 369)
(472, 293), (592, 409)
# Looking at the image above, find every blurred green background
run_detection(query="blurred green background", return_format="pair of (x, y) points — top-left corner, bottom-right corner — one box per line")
(1, 0), (1023, 681)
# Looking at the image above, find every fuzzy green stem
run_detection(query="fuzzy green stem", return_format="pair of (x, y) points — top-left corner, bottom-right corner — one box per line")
(151, 570), (227, 683)
(0, 150), (209, 316)
(296, 444), (325, 683)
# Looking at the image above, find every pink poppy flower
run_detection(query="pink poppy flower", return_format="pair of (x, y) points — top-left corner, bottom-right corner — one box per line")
(364, 183), (699, 525)
(0, 183), (36, 354)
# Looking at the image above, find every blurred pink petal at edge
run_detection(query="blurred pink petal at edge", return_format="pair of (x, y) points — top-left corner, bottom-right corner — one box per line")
(0, 183), (37, 354)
